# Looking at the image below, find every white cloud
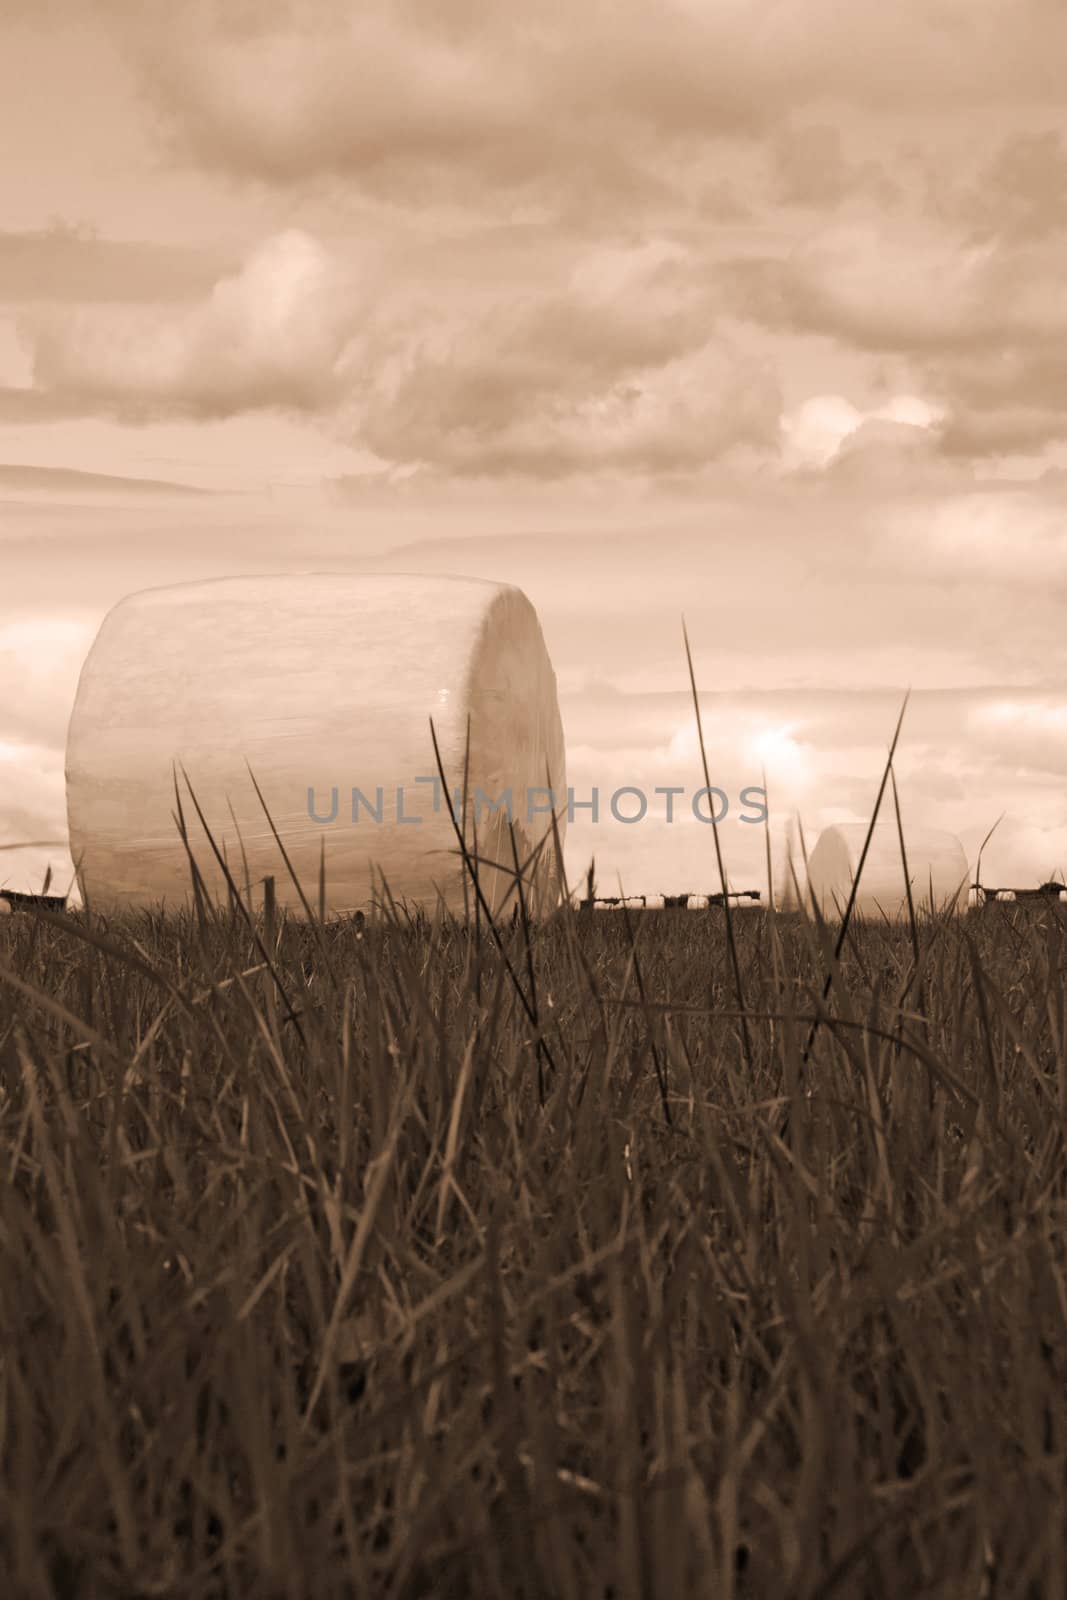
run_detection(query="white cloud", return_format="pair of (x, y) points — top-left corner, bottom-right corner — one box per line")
(0, 616), (97, 745)
(0, 736), (68, 856)
(967, 697), (1067, 774)
(21, 230), (361, 419)
(880, 492), (1067, 585)
(781, 390), (945, 470)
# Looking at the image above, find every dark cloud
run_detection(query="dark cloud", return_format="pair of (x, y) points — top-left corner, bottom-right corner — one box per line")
(823, 418), (953, 482)
(722, 222), (1067, 354)
(936, 404), (1067, 459)
(347, 241), (782, 477)
(358, 381), (780, 479)
(772, 124), (901, 210)
(112, 2), (753, 206)
(958, 130), (1067, 241)
(926, 339), (1067, 455)
(356, 337), (781, 479)
(76, 0), (1067, 208)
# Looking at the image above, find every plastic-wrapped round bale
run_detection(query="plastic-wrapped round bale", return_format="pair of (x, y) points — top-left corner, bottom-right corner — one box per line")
(65, 573), (567, 918)
(806, 821), (969, 921)
(0, 842), (76, 911)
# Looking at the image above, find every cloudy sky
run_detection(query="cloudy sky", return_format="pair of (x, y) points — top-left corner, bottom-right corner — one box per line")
(2, 0), (1066, 901)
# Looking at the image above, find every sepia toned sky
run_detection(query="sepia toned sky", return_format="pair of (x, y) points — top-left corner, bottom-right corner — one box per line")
(2, 0), (1066, 900)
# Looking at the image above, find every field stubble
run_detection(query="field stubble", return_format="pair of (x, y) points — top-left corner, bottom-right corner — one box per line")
(1, 872), (1066, 1597)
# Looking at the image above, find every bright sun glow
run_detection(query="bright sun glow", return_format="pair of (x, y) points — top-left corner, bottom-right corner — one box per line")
(744, 724), (811, 792)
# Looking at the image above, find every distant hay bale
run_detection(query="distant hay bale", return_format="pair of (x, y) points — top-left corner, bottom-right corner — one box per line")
(0, 842), (75, 906)
(65, 573), (566, 918)
(806, 822), (969, 922)
(0, 890), (67, 914)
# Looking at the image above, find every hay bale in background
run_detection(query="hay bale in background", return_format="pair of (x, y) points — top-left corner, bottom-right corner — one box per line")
(66, 574), (566, 918)
(0, 842), (76, 909)
(806, 821), (969, 921)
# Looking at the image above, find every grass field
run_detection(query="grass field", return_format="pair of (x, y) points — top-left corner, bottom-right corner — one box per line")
(1, 861), (1066, 1596)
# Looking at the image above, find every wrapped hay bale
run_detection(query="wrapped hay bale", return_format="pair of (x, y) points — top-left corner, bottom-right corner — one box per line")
(0, 842), (76, 911)
(806, 821), (969, 921)
(66, 573), (566, 918)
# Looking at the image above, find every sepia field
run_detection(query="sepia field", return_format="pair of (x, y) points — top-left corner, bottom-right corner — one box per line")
(1, 851), (1066, 1597)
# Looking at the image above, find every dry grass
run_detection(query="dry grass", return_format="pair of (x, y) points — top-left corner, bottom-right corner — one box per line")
(1, 869), (1066, 1597)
